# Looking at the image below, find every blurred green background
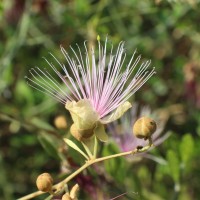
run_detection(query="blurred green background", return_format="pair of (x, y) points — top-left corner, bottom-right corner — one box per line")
(0, 0), (200, 199)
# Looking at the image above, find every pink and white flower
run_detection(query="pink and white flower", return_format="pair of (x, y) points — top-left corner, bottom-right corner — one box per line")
(26, 38), (155, 141)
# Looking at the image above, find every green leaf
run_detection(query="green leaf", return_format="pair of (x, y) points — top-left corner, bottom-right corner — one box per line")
(30, 117), (55, 131)
(179, 134), (194, 164)
(38, 132), (60, 159)
(167, 150), (180, 183)
(81, 136), (95, 159)
(102, 142), (127, 183)
(74, 0), (90, 15)
(64, 138), (89, 160)
(15, 80), (34, 105)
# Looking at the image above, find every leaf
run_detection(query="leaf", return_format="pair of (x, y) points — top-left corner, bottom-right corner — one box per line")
(15, 80), (34, 105)
(167, 150), (180, 183)
(30, 117), (55, 131)
(100, 101), (132, 124)
(74, 0), (90, 15)
(64, 138), (89, 160)
(102, 142), (127, 183)
(81, 136), (95, 159)
(38, 132), (60, 159)
(179, 134), (194, 164)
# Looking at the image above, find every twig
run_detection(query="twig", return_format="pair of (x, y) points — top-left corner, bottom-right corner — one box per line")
(18, 143), (152, 200)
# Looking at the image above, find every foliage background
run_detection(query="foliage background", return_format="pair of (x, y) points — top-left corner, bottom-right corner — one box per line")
(0, 0), (200, 199)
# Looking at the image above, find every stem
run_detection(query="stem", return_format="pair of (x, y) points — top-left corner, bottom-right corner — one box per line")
(148, 137), (153, 146)
(93, 136), (98, 158)
(18, 191), (44, 200)
(53, 162), (90, 190)
(18, 143), (152, 200)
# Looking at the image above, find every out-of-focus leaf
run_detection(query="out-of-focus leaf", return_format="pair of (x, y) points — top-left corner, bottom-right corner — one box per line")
(30, 117), (55, 131)
(155, 163), (169, 182)
(143, 189), (166, 200)
(138, 166), (151, 186)
(0, 154), (13, 199)
(11, 134), (37, 147)
(74, 0), (90, 15)
(152, 78), (168, 96)
(102, 142), (127, 183)
(167, 150), (180, 183)
(15, 80), (34, 105)
(179, 134), (194, 164)
(38, 132), (60, 160)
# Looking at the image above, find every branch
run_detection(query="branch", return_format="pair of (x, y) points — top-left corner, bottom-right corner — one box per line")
(18, 143), (152, 200)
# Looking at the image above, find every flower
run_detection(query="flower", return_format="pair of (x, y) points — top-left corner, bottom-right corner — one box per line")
(26, 37), (155, 141)
(108, 103), (170, 152)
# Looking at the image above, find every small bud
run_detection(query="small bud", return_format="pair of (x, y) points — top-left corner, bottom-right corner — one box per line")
(62, 193), (72, 200)
(54, 115), (68, 129)
(133, 117), (157, 140)
(70, 124), (94, 141)
(70, 184), (79, 199)
(36, 173), (53, 192)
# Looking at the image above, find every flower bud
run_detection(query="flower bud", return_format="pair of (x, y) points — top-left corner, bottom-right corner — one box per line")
(62, 193), (72, 200)
(54, 115), (68, 129)
(70, 184), (79, 199)
(36, 173), (53, 192)
(133, 117), (157, 140)
(70, 123), (94, 141)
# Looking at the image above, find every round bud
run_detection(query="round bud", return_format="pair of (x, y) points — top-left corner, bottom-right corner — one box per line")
(54, 115), (67, 129)
(70, 184), (79, 199)
(36, 173), (53, 192)
(62, 193), (72, 200)
(133, 117), (157, 140)
(70, 124), (94, 141)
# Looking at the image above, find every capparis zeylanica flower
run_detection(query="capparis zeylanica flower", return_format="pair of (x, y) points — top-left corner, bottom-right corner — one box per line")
(26, 37), (155, 142)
